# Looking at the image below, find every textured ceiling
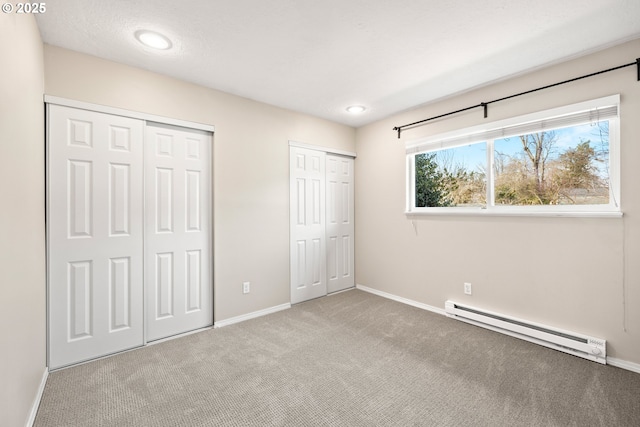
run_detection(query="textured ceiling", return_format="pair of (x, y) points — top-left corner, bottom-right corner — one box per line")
(35, 0), (640, 127)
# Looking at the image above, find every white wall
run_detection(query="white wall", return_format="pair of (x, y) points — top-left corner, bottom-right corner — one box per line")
(43, 45), (356, 322)
(0, 14), (46, 427)
(355, 38), (640, 365)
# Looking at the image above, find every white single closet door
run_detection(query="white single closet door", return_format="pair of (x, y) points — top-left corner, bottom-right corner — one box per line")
(145, 123), (212, 342)
(326, 155), (355, 293)
(48, 105), (145, 369)
(290, 146), (327, 304)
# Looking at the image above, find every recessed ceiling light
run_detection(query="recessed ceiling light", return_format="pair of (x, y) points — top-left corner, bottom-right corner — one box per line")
(346, 105), (366, 114)
(135, 30), (172, 50)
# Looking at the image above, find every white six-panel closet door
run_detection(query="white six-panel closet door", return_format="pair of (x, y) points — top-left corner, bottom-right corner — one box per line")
(144, 123), (212, 342)
(290, 146), (327, 304)
(48, 105), (145, 369)
(326, 155), (355, 293)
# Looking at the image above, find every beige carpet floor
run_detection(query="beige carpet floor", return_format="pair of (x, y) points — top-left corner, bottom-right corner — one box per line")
(34, 289), (640, 426)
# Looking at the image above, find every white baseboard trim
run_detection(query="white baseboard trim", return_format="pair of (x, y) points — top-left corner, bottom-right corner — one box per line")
(214, 303), (291, 328)
(356, 284), (640, 374)
(26, 367), (48, 427)
(607, 357), (640, 374)
(356, 284), (445, 316)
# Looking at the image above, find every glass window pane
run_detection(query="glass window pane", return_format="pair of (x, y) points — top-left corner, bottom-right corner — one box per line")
(415, 142), (487, 207)
(493, 121), (610, 206)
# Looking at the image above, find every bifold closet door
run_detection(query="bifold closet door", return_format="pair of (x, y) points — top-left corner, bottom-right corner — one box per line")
(48, 105), (145, 369)
(145, 123), (212, 342)
(326, 155), (354, 293)
(290, 146), (327, 304)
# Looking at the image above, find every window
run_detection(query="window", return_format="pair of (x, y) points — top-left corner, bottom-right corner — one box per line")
(406, 95), (620, 216)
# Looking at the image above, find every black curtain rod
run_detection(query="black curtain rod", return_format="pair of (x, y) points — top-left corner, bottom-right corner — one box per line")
(393, 58), (640, 139)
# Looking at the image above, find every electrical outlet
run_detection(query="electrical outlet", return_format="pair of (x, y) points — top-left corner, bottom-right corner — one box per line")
(464, 282), (472, 295)
(243, 281), (250, 294)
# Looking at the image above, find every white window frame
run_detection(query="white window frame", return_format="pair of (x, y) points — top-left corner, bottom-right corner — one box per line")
(405, 95), (621, 217)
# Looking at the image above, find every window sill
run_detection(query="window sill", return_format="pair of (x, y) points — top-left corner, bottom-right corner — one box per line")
(405, 210), (623, 219)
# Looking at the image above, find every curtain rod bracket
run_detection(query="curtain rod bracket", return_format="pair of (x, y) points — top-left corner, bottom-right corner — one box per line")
(481, 102), (488, 118)
(637, 58), (640, 81)
(393, 126), (402, 139)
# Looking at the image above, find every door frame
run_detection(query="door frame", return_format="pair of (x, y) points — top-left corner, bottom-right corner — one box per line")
(288, 140), (356, 159)
(44, 96), (215, 133)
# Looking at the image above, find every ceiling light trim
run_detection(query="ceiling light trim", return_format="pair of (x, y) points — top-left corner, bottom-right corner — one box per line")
(135, 30), (173, 50)
(346, 105), (366, 114)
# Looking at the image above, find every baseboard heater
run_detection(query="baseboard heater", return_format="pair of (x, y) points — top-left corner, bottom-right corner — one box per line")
(444, 301), (606, 364)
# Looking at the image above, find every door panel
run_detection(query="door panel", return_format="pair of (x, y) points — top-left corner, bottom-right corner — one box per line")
(109, 163), (131, 236)
(326, 155), (355, 293)
(145, 123), (212, 341)
(290, 147), (327, 304)
(109, 257), (131, 331)
(48, 105), (144, 369)
(185, 250), (202, 312)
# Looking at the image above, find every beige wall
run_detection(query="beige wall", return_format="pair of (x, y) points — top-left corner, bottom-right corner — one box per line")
(0, 14), (46, 427)
(43, 45), (356, 322)
(355, 38), (640, 364)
